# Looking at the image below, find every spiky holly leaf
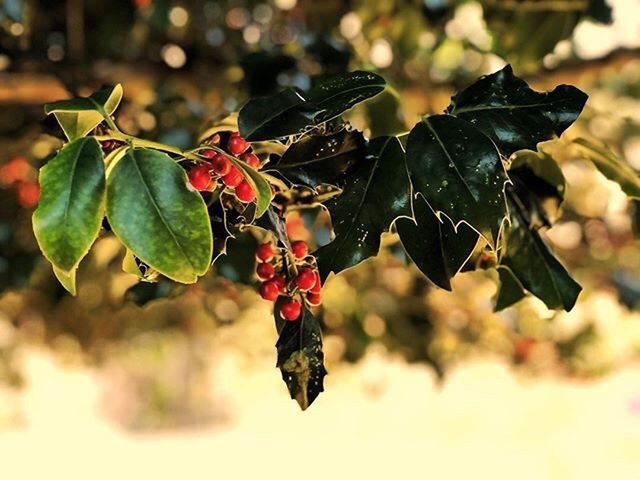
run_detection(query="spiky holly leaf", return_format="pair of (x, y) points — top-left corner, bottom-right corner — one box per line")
(273, 129), (368, 188)
(494, 265), (527, 311)
(238, 71), (386, 141)
(396, 195), (478, 290)
(33, 137), (106, 292)
(308, 71), (386, 123)
(106, 148), (213, 284)
(238, 88), (319, 141)
(500, 196), (581, 311)
(509, 149), (566, 228)
(447, 65), (587, 156)
(315, 136), (411, 280)
(274, 301), (327, 411)
(406, 114), (507, 247)
(44, 85), (123, 141)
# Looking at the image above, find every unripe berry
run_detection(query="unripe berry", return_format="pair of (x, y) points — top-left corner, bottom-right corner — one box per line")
(256, 243), (275, 262)
(256, 262), (275, 280)
(295, 267), (316, 291)
(240, 152), (260, 168)
(280, 299), (301, 321)
(227, 134), (248, 155)
(222, 167), (244, 187)
(210, 154), (232, 176)
(310, 271), (322, 294)
(260, 281), (280, 301)
(306, 292), (322, 306)
(291, 240), (308, 259)
(235, 179), (256, 203)
(188, 165), (211, 191)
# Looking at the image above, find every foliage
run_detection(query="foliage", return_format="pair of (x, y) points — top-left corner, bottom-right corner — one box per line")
(33, 66), (638, 410)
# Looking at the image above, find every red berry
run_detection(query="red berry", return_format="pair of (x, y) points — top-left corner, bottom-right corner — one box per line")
(0, 156), (30, 186)
(310, 271), (322, 294)
(201, 149), (217, 159)
(222, 167), (244, 187)
(306, 292), (322, 306)
(17, 182), (40, 208)
(256, 243), (275, 262)
(260, 281), (280, 301)
(256, 262), (275, 280)
(280, 299), (301, 321)
(272, 273), (287, 292)
(295, 267), (316, 291)
(240, 152), (260, 168)
(291, 241), (308, 259)
(227, 134), (248, 155)
(210, 154), (232, 176)
(188, 165), (211, 191)
(235, 179), (256, 203)
(203, 177), (218, 192)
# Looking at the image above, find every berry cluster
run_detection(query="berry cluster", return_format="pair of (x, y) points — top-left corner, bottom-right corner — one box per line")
(0, 155), (40, 208)
(188, 132), (259, 203)
(255, 240), (322, 321)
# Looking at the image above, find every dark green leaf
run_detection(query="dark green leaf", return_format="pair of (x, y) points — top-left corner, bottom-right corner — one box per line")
(33, 137), (106, 277)
(315, 136), (411, 280)
(447, 65), (587, 156)
(397, 195), (478, 290)
(274, 302), (327, 411)
(308, 71), (386, 123)
(44, 85), (123, 141)
(273, 129), (368, 188)
(494, 265), (526, 311)
(500, 196), (581, 311)
(587, 0), (613, 23)
(406, 114), (507, 247)
(238, 88), (319, 141)
(106, 148), (213, 284)
(214, 229), (258, 284)
(571, 138), (640, 199)
(509, 149), (566, 228)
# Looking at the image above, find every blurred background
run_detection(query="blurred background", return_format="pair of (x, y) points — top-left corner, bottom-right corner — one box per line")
(1, 0), (640, 478)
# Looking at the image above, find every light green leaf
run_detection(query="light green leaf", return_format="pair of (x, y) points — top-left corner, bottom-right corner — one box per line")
(33, 137), (106, 273)
(44, 84), (123, 141)
(226, 154), (272, 218)
(53, 265), (77, 296)
(106, 148), (213, 283)
(572, 138), (640, 199)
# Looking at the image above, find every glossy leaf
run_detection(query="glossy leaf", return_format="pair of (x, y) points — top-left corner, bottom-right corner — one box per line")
(308, 71), (386, 123)
(33, 137), (106, 274)
(238, 71), (386, 141)
(273, 129), (368, 188)
(44, 84), (123, 141)
(106, 148), (213, 284)
(315, 136), (411, 280)
(447, 65), (587, 156)
(509, 150), (566, 228)
(572, 138), (640, 199)
(397, 195), (478, 290)
(238, 88), (319, 141)
(274, 301), (327, 411)
(494, 265), (526, 311)
(500, 198), (581, 311)
(406, 114), (507, 247)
